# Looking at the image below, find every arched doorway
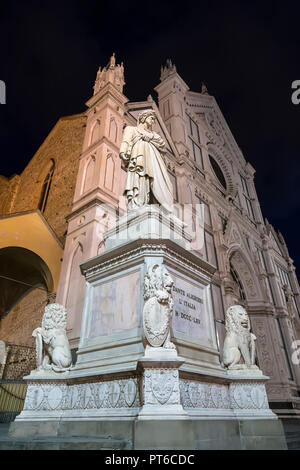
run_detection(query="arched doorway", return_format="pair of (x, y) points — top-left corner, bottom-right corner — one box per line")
(229, 250), (260, 302)
(0, 247), (53, 317)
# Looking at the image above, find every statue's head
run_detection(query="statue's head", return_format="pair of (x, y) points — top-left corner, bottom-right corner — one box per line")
(138, 110), (156, 127)
(225, 305), (250, 334)
(144, 264), (174, 302)
(41, 303), (68, 331)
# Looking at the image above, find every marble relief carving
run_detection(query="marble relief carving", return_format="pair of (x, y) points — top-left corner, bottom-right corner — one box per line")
(180, 380), (230, 409)
(143, 369), (180, 406)
(253, 320), (274, 377)
(143, 264), (176, 350)
(23, 379), (139, 412)
(229, 382), (269, 409)
(180, 380), (269, 411)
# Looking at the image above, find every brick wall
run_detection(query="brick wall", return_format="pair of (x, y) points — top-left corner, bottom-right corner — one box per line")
(0, 288), (48, 347)
(0, 112), (87, 346)
(0, 343), (35, 380)
(1, 113), (86, 245)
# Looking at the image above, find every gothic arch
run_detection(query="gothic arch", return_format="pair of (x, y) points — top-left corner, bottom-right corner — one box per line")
(186, 184), (193, 204)
(227, 248), (263, 302)
(81, 154), (96, 194)
(64, 242), (85, 330)
(104, 153), (115, 192)
(207, 144), (235, 196)
(97, 239), (105, 255)
(0, 246), (53, 317)
(109, 117), (118, 143)
(90, 120), (101, 146)
(34, 158), (56, 210)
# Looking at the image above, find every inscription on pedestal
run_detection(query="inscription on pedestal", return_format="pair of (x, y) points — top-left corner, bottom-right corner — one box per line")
(171, 274), (207, 341)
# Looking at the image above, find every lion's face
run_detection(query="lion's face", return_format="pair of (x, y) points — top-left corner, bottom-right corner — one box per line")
(162, 268), (174, 292)
(144, 264), (174, 300)
(237, 308), (249, 329)
(226, 305), (250, 333)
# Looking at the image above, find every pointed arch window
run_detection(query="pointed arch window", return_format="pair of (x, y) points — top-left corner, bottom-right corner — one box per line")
(209, 155), (227, 190)
(230, 263), (246, 302)
(240, 174), (255, 220)
(38, 160), (55, 213)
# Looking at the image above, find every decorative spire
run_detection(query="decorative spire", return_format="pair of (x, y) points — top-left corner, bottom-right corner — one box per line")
(93, 53), (125, 95)
(160, 58), (177, 82)
(109, 52), (116, 68)
(201, 82), (209, 95)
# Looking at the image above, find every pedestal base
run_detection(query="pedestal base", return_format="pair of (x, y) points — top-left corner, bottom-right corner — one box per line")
(5, 418), (287, 450)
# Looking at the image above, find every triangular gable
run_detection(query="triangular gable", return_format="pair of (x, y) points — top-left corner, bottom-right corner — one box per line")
(269, 229), (285, 257)
(186, 91), (246, 168)
(228, 222), (242, 247)
(224, 214), (250, 254)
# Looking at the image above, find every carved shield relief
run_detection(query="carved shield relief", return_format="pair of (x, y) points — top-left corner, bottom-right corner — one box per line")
(151, 370), (175, 404)
(143, 297), (169, 347)
(124, 380), (137, 407)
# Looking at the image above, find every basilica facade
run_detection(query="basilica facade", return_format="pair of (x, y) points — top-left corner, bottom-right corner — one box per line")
(0, 54), (299, 422)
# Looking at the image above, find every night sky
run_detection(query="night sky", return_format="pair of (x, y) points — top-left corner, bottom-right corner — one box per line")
(0, 1), (299, 272)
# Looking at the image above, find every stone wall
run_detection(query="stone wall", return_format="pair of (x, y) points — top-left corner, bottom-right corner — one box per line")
(1, 113), (86, 245)
(0, 343), (35, 380)
(0, 113), (86, 347)
(0, 289), (48, 347)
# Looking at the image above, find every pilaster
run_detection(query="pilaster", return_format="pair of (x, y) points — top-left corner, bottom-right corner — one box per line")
(56, 55), (128, 348)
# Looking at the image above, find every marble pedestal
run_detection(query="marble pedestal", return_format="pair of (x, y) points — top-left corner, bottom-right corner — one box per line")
(103, 204), (192, 251)
(10, 207), (284, 448)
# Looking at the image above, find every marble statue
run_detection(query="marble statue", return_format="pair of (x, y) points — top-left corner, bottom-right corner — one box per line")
(32, 303), (72, 372)
(119, 110), (173, 212)
(222, 305), (258, 370)
(283, 284), (295, 318)
(143, 264), (176, 350)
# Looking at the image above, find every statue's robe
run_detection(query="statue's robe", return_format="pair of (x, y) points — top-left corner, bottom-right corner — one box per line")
(120, 124), (173, 211)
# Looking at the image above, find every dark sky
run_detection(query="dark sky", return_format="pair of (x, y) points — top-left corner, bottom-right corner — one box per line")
(0, 0), (299, 272)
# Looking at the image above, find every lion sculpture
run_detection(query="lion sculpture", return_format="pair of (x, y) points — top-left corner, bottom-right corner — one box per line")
(32, 303), (72, 372)
(222, 305), (258, 370)
(143, 264), (176, 350)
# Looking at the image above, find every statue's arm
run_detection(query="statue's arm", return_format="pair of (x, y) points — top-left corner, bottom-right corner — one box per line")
(151, 133), (166, 153)
(33, 328), (53, 345)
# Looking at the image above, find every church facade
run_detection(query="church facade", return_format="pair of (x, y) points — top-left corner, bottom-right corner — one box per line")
(1, 55), (300, 421)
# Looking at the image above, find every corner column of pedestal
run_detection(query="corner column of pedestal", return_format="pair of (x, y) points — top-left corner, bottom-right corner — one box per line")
(137, 350), (188, 420)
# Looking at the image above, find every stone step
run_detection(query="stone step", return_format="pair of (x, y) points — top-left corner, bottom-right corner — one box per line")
(0, 436), (132, 450)
(0, 418), (288, 450)
(285, 437), (300, 450)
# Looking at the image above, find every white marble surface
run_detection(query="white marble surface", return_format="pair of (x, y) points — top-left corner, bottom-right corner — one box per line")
(89, 270), (141, 338)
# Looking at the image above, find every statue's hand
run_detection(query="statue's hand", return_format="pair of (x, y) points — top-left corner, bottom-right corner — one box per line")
(120, 152), (129, 162)
(32, 327), (42, 338)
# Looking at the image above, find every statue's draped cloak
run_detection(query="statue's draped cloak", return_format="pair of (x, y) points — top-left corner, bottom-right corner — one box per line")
(120, 125), (173, 211)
